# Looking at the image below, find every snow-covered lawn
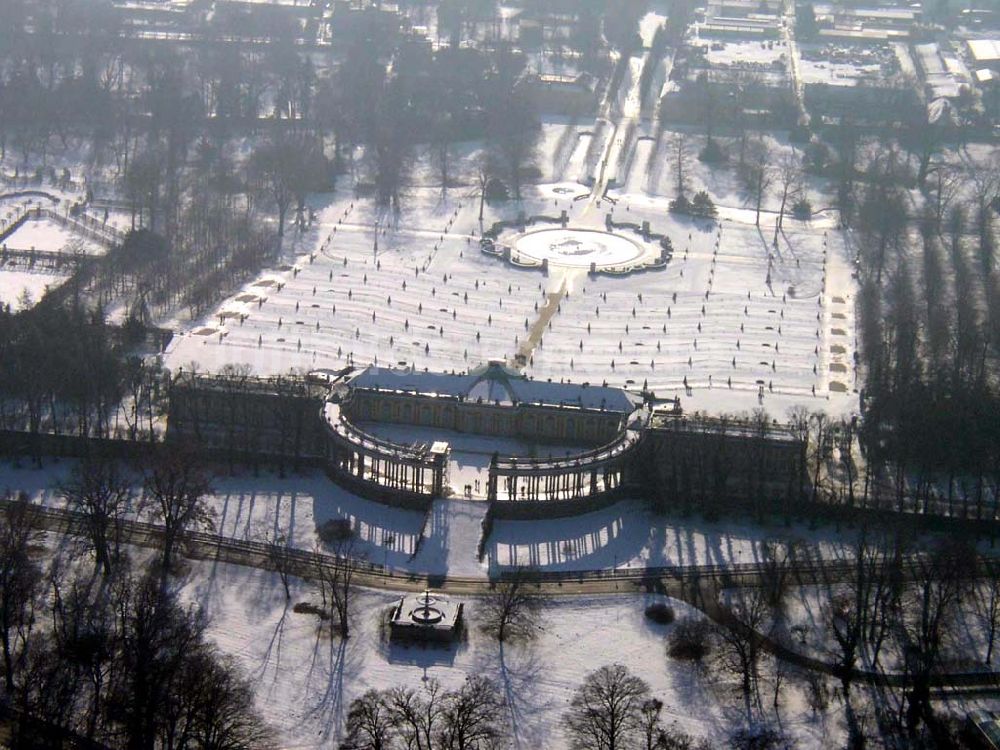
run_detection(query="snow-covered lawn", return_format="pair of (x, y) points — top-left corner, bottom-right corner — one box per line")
(0, 267), (70, 310)
(176, 557), (844, 749)
(2, 216), (103, 255)
(488, 497), (864, 573)
(162, 172), (858, 418)
(2, 461), (874, 579)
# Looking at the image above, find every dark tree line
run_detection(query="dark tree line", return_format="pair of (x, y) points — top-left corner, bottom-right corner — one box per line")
(852, 149), (1000, 518)
(0, 296), (163, 441)
(0, 1), (544, 210)
(0, 489), (271, 749)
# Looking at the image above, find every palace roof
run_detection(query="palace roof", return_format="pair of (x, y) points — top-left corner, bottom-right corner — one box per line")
(348, 362), (640, 414)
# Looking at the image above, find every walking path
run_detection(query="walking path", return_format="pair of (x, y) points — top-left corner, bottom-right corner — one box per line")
(513, 282), (566, 366)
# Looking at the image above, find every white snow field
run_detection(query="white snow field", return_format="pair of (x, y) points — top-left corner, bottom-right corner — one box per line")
(0, 267), (70, 310)
(174, 557), (842, 750)
(3, 462), (871, 580)
(0, 204), (106, 309)
(2, 216), (103, 255)
(164, 149), (858, 419)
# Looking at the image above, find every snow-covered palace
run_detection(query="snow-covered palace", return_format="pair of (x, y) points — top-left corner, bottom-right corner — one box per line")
(167, 363), (806, 517)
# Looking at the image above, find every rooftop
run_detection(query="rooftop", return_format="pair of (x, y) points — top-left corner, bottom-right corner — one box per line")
(968, 38), (1000, 63)
(348, 362), (641, 414)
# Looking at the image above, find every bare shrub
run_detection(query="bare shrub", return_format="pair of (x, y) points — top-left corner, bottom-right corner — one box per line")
(668, 618), (713, 661)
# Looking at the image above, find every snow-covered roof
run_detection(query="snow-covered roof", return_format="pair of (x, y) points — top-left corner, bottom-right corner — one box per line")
(968, 39), (1000, 64)
(349, 362), (640, 414)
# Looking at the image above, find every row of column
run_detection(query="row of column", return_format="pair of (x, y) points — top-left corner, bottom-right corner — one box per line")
(328, 439), (443, 496)
(487, 459), (627, 503)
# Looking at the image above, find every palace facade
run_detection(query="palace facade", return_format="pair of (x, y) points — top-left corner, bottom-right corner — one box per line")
(166, 363), (807, 516)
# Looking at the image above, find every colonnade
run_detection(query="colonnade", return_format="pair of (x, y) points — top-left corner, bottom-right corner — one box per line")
(323, 410), (447, 498)
(486, 432), (642, 503)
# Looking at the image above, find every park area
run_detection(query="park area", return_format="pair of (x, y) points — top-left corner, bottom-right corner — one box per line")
(163, 120), (859, 422)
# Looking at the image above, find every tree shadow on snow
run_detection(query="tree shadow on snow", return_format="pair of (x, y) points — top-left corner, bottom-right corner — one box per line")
(473, 640), (553, 750)
(303, 630), (360, 746)
(253, 602), (290, 688)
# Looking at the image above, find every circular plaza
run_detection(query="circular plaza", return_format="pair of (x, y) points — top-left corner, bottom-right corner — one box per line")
(512, 228), (646, 269)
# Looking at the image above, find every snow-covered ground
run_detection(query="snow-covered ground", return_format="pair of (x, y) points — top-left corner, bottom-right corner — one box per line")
(0, 267), (70, 310)
(163, 122), (859, 420)
(0, 200), (107, 309)
(488, 497), (864, 572)
(175, 557), (844, 749)
(2, 216), (103, 255)
(3, 461), (876, 579)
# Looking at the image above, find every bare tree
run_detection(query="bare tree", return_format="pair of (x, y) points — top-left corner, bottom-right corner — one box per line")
(759, 538), (801, 611)
(59, 454), (133, 577)
(109, 572), (207, 749)
(13, 566), (98, 743)
(926, 164), (962, 233)
(123, 150), (163, 232)
(314, 533), (363, 638)
(741, 139), (773, 227)
(487, 85), (538, 202)
(674, 132), (688, 198)
(834, 417), (859, 506)
(249, 136), (326, 237)
(808, 412), (831, 503)
(564, 663), (651, 750)
(975, 558), (1000, 665)
(773, 152), (802, 243)
(826, 550), (863, 692)
(345, 677), (505, 750)
(439, 675), (506, 750)
(481, 566), (546, 642)
(715, 587), (769, 717)
(639, 698), (667, 750)
(262, 527), (295, 601)
(430, 108), (455, 197)
(367, 80), (414, 212)
(387, 680), (447, 750)
(142, 448), (213, 588)
(342, 689), (395, 750)
(475, 160), (491, 223)
(176, 648), (275, 749)
(0, 492), (42, 693)
(901, 538), (976, 731)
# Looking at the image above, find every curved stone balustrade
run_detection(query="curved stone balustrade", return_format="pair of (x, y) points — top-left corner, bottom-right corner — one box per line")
(492, 425), (643, 475)
(320, 399), (648, 510)
(321, 402), (447, 500)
